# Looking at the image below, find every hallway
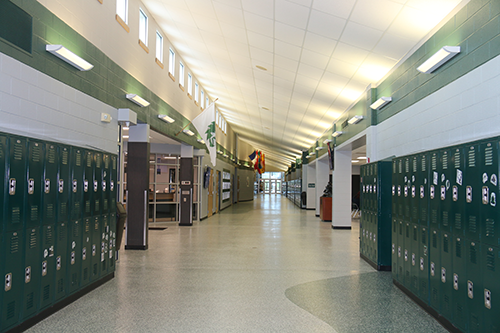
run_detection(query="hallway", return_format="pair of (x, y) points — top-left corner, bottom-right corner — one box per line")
(27, 196), (446, 333)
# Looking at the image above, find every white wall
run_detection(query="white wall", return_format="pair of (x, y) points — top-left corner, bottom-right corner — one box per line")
(305, 163), (316, 209)
(0, 53), (118, 153)
(375, 54), (500, 160)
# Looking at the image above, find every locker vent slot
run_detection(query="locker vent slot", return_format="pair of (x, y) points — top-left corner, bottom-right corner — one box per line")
(59, 203), (67, 219)
(104, 156), (110, 169)
(485, 219), (495, 238)
(432, 288), (438, 302)
(470, 315), (479, 332)
(46, 204), (54, 219)
(443, 236), (449, 253)
(405, 206), (410, 217)
(57, 278), (64, 293)
(59, 225), (66, 241)
(432, 233), (437, 249)
(412, 207), (418, 220)
(31, 205), (39, 221)
(398, 160), (402, 173)
(454, 213), (462, 230)
(405, 160), (409, 173)
(86, 153), (92, 167)
(431, 155), (437, 170)
(398, 204), (403, 216)
(443, 295), (450, 309)
(85, 201), (91, 214)
(93, 263), (98, 275)
(30, 231), (37, 248)
(468, 149), (476, 167)
(45, 228), (53, 244)
(10, 235), (19, 253)
(73, 225), (79, 238)
(13, 141), (23, 160)
(75, 152), (82, 166)
(442, 153), (448, 169)
(112, 156), (117, 170)
(455, 241), (462, 258)
(43, 284), (50, 300)
(485, 146), (493, 166)
(393, 162), (396, 173)
(0, 140), (4, 159)
(486, 251), (495, 271)
(454, 151), (461, 168)
(62, 149), (69, 165)
(11, 207), (21, 224)
(421, 230), (427, 244)
(48, 146), (56, 164)
(442, 211), (449, 227)
(95, 200), (100, 212)
(468, 216), (477, 234)
(26, 292), (34, 309)
(7, 301), (15, 319)
(96, 155), (101, 168)
(71, 273), (78, 285)
(31, 144), (41, 162)
(422, 157), (426, 172)
(431, 209), (438, 225)
(469, 245), (477, 264)
(412, 158), (417, 172)
(104, 199), (108, 211)
(102, 261), (106, 271)
(456, 304), (463, 318)
(85, 222), (90, 233)
(73, 202), (81, 217)
(420, 207), (427, 221)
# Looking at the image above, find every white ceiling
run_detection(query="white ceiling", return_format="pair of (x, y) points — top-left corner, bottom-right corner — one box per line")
(142, 0), (466, 170)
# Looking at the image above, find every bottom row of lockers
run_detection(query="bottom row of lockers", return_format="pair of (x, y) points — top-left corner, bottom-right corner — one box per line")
(1, 213), (117, 332)
(392, 220), (498, 332)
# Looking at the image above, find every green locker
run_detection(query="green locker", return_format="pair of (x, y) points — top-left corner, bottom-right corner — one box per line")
(409, 223), (419, 293)
(90, 215), (101, 281)
(110, 155), (117, 213)
(22, 139), (44, 320)
(452, 236), (467, 331)
(2, 135), (27, 331)
(465, 240), (483, 333)
(418, 153), (429, 228)
(94, 152), (103, 216)
(439, 231), (453, 321)
(480, 140), (499, 247)
(80, 217), (91, 287)
(465, 144), (481, 242)
(483, 245), (499, 332)
(397, 219), (405, 283)
(450, 147), (465, 237)
(103, 154), (110, 214)
(83, 151), (93, 218)
(391, 160), (398, 281)
(101, 214), (109, 275)
(429, 151), (440, 230)
(55, 145), (70, 301)
(108, 212), (116, 273)
(418, 226), (430, 303)
(439, 150), (453, 232)
(403, 157), (411, 224)
(68, 148), (84, 294)
(40, 143), (57, 310)
(429, 228), (441, 311)
(410, 155), (419, 224)
(403, 221), (411, 288)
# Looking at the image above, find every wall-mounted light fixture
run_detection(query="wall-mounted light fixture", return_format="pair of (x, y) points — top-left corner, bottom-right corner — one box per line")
(417, 46), (460, 74)
(46, 45), (94, 71)
(183, 129), (195, 136)
(370, 97), (392, 110)
(332, 131), (343, 138)
(197, 139), (205, 144)
(126, 94), (150, 107)
(323, 139), (332, 144)
(315, 147), (325, 151)
(158, 115), (175, 123)
(348, 115), (364, 125)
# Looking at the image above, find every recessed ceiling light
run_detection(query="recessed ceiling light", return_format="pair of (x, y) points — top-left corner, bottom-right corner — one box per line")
(262, 106), (270, 110)
(352, 160), (360, 163)
(256, 65), (267, 71)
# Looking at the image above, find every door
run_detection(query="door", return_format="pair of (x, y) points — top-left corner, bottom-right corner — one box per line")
(208, 169), (213, 217)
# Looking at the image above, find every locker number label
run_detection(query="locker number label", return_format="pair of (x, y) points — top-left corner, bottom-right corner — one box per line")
(485, 289), (492, 309)
(466, 186), (472, 203)
(433, 172), (438, 185)
(9, 178), (16, 195)
(491, 174), (498, 186)
(59, 179), (64, 193)
(28, 179), (34, 195)
(483, 173), (489, 184)
(456, 169), (463, 186)
(5, 273), (12, 291)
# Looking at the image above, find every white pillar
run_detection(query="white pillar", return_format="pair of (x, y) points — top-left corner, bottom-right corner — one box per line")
(332, 149), (352, 229)
(315, 157), (329, 216)
(306, 163), (316, 209)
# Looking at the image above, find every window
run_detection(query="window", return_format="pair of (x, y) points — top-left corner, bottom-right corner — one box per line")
(155, 31), (163, 63)
(116, 0), (128, 24)
(139, 8), (148, 46)
(206, 96), (209, 108)
(169, 48), (175, 76)
(201, 90), (204, 108)
(216, 110), (219, 126)
(179, 62), (185, 87)
(187, 73), (192, 96)
(224, 119), (227, 133)
(195, 82), (199, 103)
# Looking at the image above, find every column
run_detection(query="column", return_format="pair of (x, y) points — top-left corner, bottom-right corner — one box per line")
(179, 143), (193, 226)
(125, 124), (150, 250)
(332, 149), (352, 229)
(316, 157), (330, 217)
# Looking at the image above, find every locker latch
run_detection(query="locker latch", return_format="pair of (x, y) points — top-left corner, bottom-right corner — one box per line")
(466, 186), (472, 203)
(404, 249), (408, 262)
(92, 244), (96, 256)
(452, 186), (458, 202)
(45, 179), (50, 194)
(398, 246), (401, 258)
(110, 181), (114, 191)
(485, 289), (491, 309)
(482, 186), (489, 205)
(404, 186), (408, 197)
(392, 185), (395, 195)
(28, 179), (34, 195)
(440, 185), (446, 200)
(73, 180), (78, 193)
(42, 261), (47, 276)
(441, 267), (446, 283)
(9, 179), (16, 195)
(56, 256), (62, 270)
(5, 273), (12, 291)
(94, 180), (98, 192)
(420, 258), (424, 271)
(468, 280), (474, 299)
(397, 186), (401, 197)
(392, 244), (395, 254)
(454, 273), (459, 290)
(84, 180), (89, 192)
(102, 180), (106, 192)
(430, 185), (435, 199)
(420, 185), (425, 198)
(431, 262), (435, 276)
(71, 251), (76, 265)
(411, 253), (415, 266)
(411, 186), (415, 198)
(25, 266), (31, 283)
(82, 247), (87, 260)
(59, 179), (64, 193)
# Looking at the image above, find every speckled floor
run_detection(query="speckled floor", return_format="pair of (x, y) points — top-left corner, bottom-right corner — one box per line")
(26, 195), (447, 333)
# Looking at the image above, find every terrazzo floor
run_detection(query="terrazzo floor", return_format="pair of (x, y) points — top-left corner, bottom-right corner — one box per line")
(26, 195), (448, 333)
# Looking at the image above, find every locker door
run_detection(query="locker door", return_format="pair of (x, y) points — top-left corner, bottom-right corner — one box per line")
(439, 150), (453, 232)
(55, 145), (70, 301)
(440, 231), (453, 321)
(110, 155), (117, 213)
(450, 147), (465, 237)
(101, 214), (109, 275)
(480, 141), (499, 247)
(452, 236), (467, 331)
(94, 152), (103, 217)
(108, 212), (117, 273)
(429, 228), (441, 311)
(410, 223), (419, 293)
(403, 221), (411, 288)
(465, 241), (483, 333)
(418, 226), (430, 304)
(418, 153), (429, 228)
(40, 143), (57, 310)
(68, 148), (84, 294)
(0, 135), (6, 327)
(22, 139), (44, 320)
(83, 151), (93, 219)
(429, 151), (440, 230)
(483, 246), (499, 332)
(102, 154), (110, 214)
(465, 144), (481, 242)
(90, 216), (101, 281)
(80, 217), (91, 287)
(2, 136), (26, 331)
(410, 155), (419, 224)
(391, 161), (398, 281)
(90, 153), (102, 281)
(397, 219), (405, 284)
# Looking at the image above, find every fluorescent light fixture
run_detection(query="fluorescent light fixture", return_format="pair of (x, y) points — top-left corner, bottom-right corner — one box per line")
(223, 154), (228, 158)
(306, 154), (311, 158)
(370, 97), (392, 110)
(183, 129), (195, 136)
(357, 157), (368, 160)
(352, 160), (360, 163)
(417, 46), (460, 74)
(122, 135), (129, 139)
(323, 139), (332, 144)
(158, 115), (175, 123)
(126, 94), (150, 107)
(46, 45), (94, 71)
(197, 139), (205, 144)
(217, 151), (223, 155)
(315, 147), (325, 151)
(332, 131), (343, 138)
(348, 115), (364, 125)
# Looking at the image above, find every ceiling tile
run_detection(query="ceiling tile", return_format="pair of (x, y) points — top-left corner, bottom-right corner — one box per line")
(312, 0), (356, 19)
(243, 11), (274, 38)
(340, 21), (384, 51)
(241, 0), (274, 19)
(350, 0), (403, 31)
(213, 1), (245, 28)
(303, 32), (337, 56)
(275, 0), (310, 29)
(275, 22), (306, 47)
(307, 10), (346, 40)
(220, 23), (248, 43)
(274, 40), (302, 61)
(326, 59), (359, 79)
(247, 31), (274, 52)
(332, 42), (370, 66)
(300, 49), (330, 70)
(250, 47), (274, 65)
